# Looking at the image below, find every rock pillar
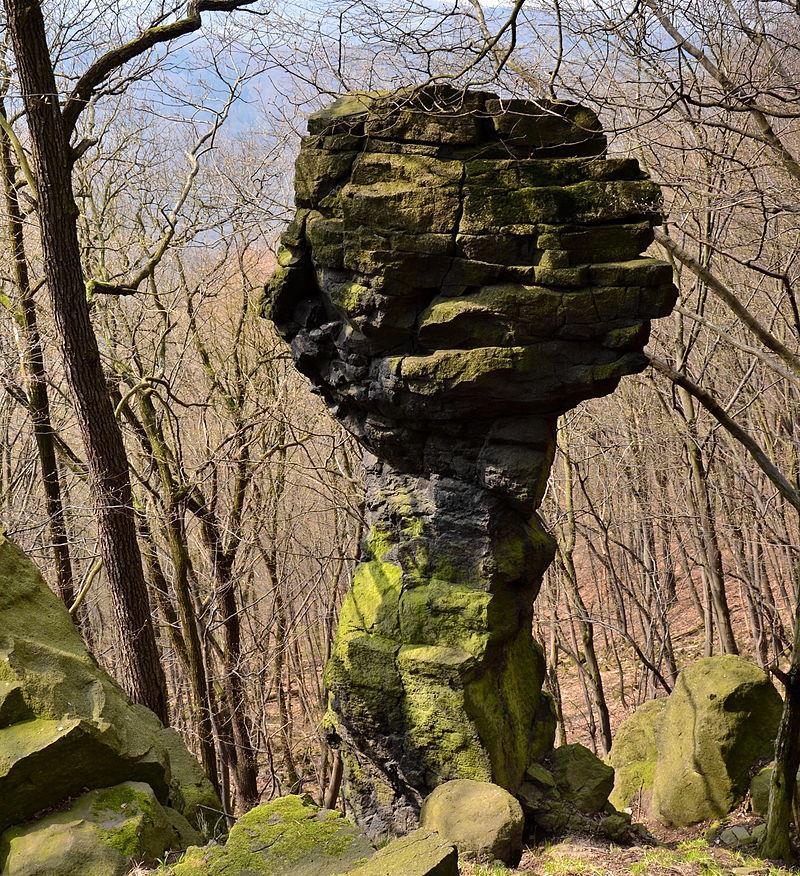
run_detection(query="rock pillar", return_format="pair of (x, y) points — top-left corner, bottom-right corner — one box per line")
(266, 86), (676, 836)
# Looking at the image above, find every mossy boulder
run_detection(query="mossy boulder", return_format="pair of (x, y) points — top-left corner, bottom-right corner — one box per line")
(0, 535), (167, 831)
(749, 762), (800, 816)
(651, 655), (783, 826)
(608, 698), (666, 811)
(750, 764), (773, 816)
(0, 535), (221, 836)
(419, 779), (524, 865)
(0, 781), (185, 875)
(169, 795), (374, 875)
(160, 727), (223, 837)
(340, 828), (457, 875)
(545, 743), (614, 813)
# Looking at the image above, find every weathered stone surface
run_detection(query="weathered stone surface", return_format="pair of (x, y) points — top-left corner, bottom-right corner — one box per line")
(169, 795), (374, 876)
(750, 764), (773, 816)
(160, 727), (223, 836)
(419, 779), (524, 865)
(266, 84), (676, 835)
(0, 535), (221, 840)
(529, 692), (558, 764)
(608, 698), (666, 811)
(0, 535), (165, 832)
(748, 761), (800, 816)
(518, 757), (631, 842)
(545, 743), (614, 814)
(651, 655), (782, 826)
(718, 823), (764, 849)
(0, 781), (181, 876)
(341, 829), (458, 875)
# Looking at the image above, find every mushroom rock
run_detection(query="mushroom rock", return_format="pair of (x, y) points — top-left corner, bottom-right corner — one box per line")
(265, 85), (677, 837)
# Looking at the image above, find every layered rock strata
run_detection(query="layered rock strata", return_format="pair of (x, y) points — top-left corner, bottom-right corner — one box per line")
(266, 86), (677, 836)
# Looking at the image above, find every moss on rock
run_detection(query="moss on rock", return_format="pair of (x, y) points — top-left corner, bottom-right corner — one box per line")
(651, 655), (783, 826)
(169, 795), (374, 876)
(545, 743), (614, 813)
(268, 85), (676, 832)
(0, 535), (221, 839)
(159, 727), (223, 838)
(0, 781), (181, 876)
(341, 828), (457, 875)
(419, 779), (524, 866)
(608, 698), (666, 812)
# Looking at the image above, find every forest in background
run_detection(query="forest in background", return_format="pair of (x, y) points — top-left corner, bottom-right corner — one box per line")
(0, 0), (798, 834)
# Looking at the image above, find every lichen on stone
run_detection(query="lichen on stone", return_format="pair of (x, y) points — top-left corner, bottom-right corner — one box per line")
(0, 534), (222, 863)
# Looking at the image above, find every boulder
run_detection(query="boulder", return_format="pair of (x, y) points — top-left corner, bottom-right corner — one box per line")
(0, 781), (183, 875)
(169, 795), (374, 875)
(546, 743), (614, 813)
(160, 727), (223, 836)
(749, 762), (800, 816)
(518, 763), (569, 833)
(419, 779), (524, 865)
(519, 745), (620, 839)
(608, 699), (666, 811)
(0, 536), (167, 831)
(341, 828), (458, 875)
(750, 764), (773, 816)
(0, 535), (221, 836)
(651, 655), (783, 826)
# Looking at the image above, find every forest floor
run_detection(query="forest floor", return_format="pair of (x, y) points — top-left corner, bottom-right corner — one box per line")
(460, 833), (795, 876)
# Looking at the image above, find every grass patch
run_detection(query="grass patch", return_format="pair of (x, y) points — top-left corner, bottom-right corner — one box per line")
(542, 854), (605, 875)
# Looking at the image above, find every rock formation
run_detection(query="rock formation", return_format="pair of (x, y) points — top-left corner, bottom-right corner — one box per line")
(651, 655), (782, 826)
(266, 85), (677, 836)
(0, 534), (221, 873)
(609, 655), (782, 825)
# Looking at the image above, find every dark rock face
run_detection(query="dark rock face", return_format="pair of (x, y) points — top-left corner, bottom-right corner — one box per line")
(267, 86), (676, 837)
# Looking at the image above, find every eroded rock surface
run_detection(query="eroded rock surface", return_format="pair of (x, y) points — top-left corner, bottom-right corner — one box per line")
(420, 779), (524, 865)
(651, 655), (782, 826)
(608, 699), (665, 812)
(267, 85), (677, 835)
(0, 535), (221, 872)
(342, 829), (457, 876)
(0, 781), (194, 876)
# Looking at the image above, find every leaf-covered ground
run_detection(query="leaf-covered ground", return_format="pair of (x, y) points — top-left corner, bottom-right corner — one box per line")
(461, 835), (795, 876)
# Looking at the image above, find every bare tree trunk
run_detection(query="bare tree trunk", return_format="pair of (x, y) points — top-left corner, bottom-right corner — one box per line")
(132, 391), (220, 793)
(558, 427), (613, 754)
(4, 0), (168, 722)
(679, 387), (738, 655)
(761, 566), (800, 862)
(0, 99), (75, 607)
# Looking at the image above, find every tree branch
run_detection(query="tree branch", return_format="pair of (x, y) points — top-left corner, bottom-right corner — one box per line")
(61, 0), (257, 137)
(649, 356), (800, 514)
(654, 228), (800, 376)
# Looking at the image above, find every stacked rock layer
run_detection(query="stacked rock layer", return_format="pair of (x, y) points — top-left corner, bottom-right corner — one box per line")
(267, 86), (677, 836)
